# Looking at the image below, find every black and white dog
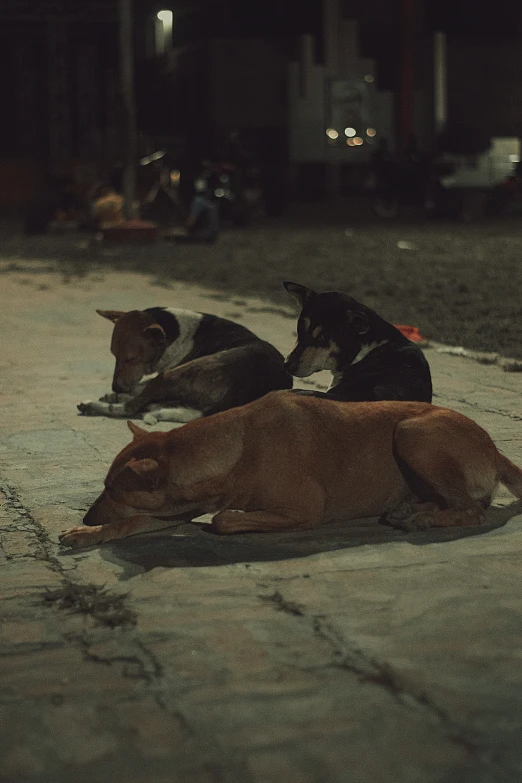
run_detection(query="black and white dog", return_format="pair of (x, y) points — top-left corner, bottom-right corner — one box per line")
(78, 306), (292, 423)
(283, 282), (432, 403)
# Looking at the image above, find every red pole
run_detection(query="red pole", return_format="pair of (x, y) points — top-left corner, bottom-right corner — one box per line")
(397, 0), (416, 156)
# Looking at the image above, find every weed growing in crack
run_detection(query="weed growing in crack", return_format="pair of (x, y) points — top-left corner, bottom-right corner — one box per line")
(42, 581), (137, 627)
(260, 590), (304, 616)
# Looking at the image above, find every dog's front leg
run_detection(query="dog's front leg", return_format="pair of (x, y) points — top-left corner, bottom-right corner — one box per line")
(209, 509), (316, 534)
(79, 382), (148, 417)
(78, 398), (134, 417)
(98, 392), (134, 404)
(59, 514), (192, 549)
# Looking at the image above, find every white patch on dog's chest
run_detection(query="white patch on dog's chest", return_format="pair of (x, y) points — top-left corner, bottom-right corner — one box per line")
(155, 309), (204, 371)
(327, 340), (388, 389)
(351, 340), (388, 365)
(328, 372), (344, 390)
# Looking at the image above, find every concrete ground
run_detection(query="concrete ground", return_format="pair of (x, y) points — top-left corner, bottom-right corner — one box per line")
(1, 259), (522, 783)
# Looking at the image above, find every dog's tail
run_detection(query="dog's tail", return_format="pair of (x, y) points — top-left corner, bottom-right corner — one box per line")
(497, 452), (522, 498)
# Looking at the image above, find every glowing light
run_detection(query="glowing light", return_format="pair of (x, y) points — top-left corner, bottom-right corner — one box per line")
(326, 128), (339, 140)
(344, 127), (356, 137)
(139, 149), (166, 165)
(170, 169), (180, 185)
(364, 74), (374, 83)
(346, 138), (356, 146)
(155, 9), (173, 55)
(510, 154), (520, 163)
(157, 9), (173, 24)
(366, 128), (377, 137)
(353, 137), (364, 145)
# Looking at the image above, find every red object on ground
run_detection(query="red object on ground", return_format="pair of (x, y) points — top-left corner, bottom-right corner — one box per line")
(103, 219), (157, 243)
(394, 324), (425, 342)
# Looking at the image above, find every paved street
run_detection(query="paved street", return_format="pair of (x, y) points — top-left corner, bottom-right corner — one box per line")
(1, 258), (522, 783)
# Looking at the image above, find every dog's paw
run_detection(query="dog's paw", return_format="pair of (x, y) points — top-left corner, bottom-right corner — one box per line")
(59, 526), (103, 549)
(77, 401), (96, 415)
(99, 392), (118, 403)
(380, 502), (437, 532)
(393, 513), (433, 532)
(142, 412), (158, 426)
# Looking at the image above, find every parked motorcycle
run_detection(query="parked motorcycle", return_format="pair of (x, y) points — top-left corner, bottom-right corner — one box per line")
(485, 162), (522, 217)
(370, 153), (455, 219)
(199, 159), (256, 227)
(138, 150), (186, 224)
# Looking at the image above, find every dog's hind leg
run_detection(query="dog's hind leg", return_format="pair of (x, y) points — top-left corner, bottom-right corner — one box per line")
(143, 405), (203, 425)
(78, 376), (179, 419)
(120, 360), (225, 418)
(387, 410), (499, 531)
(209, 509), (319, 535)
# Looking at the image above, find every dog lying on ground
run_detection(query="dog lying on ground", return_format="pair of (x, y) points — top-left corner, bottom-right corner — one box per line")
(59, 390), (522, 548)
(77, 307), (292, 423)
(283, 282), (432, 402)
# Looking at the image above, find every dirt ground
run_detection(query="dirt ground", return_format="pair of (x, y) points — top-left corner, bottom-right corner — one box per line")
(2, 199), (522, 359)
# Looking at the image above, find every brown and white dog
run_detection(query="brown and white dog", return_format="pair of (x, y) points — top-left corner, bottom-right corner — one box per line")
(60, 391), (522, 549)
(77, 307), (292, 424)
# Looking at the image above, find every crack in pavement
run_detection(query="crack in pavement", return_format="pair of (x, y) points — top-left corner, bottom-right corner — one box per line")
(257, 587), (518, 783)
(0, 479), (200, 750)
(433, 394), (522, 422)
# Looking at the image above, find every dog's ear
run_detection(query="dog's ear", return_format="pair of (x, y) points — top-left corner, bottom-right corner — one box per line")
(347, 310), (369, 335)
(283, 282), (316, 307)
(127, 420), (148, 441)
(129, 458), (163, 488)
(113, 458), (164, 491)
(96, 309), (126, 323)
(142, 324), (166, 343)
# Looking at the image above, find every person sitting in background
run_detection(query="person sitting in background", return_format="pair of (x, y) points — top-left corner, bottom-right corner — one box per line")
(91, 183), (125, 230)
(173, 177), (219, 243)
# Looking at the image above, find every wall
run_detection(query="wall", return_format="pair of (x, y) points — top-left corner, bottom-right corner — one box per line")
(447, 38), (522, 140)
(209, 39), (287, 129)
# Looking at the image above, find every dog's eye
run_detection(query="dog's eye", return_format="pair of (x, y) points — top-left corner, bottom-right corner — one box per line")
(316, 332), (330, 344)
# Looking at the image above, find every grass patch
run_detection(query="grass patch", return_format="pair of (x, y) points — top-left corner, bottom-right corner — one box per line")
(43, 581), (137, 627)
(260, 590), (304, 616)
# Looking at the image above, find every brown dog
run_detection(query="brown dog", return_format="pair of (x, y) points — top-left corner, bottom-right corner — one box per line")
(59, 392), (522, 549)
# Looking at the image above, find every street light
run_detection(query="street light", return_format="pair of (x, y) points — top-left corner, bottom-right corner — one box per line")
(157, 9), (173, 25)
(156, 9), (173, 54)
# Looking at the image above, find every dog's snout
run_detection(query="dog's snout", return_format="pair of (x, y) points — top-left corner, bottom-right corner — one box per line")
(284, 356), (297, 375)
(83, 491), (120, 527)
(112, 371), (130, 394)
(284, 346), (304, 376)
(83, 504), (99, 526)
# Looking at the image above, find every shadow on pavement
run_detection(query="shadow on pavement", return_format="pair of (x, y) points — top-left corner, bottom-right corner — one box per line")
(98, 501), (522, 579)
